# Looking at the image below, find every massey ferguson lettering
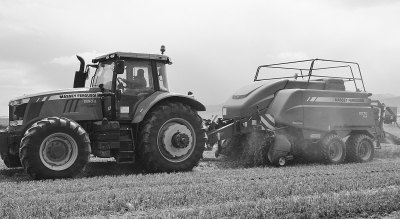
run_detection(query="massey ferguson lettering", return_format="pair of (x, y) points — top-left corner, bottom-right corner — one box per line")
(308, 97), (368, 103)
(335, 98), (365, 103)
(59, 93), (100, 99)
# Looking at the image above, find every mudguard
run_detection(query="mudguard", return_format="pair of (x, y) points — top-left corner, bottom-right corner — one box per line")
(131, 91), (206, 123)
(267, 134), (291, 163)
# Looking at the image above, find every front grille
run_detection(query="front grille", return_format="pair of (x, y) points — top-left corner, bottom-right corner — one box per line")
(9, 104), (27, 121)
(26, 102), (44, 122)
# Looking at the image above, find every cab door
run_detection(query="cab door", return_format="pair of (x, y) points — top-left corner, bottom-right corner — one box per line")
(116, 60), (155, 120)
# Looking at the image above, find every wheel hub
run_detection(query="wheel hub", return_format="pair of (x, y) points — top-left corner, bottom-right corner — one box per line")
(329, 142), (342, 161)
(278, 157), (286, 166)
(39, 133), (78, 170)
(171, 132), (190, 148)
(359, 141), (371, 159)
(157, 119), (196, 162)
(48, 141), (68, 161)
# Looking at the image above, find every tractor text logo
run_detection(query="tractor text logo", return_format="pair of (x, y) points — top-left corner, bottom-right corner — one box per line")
(359, 112), (368, 118)
(59, 93), (100, 99)
(335, 98), (365, 103)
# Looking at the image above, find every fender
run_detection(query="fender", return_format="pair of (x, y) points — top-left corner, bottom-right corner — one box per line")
(132, 91), (206, 123)
(267, 133), (291, 163)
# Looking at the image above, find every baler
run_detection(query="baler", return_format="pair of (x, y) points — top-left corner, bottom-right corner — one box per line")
(207, 59), (389, 166)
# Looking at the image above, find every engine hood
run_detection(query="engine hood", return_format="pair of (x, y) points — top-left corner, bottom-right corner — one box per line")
(9, 87), (101, 105)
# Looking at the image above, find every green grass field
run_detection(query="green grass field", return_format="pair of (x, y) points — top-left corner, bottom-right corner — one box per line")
(1, 124), (400, 218)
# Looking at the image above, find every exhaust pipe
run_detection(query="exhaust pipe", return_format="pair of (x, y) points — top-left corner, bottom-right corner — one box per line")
(76, 55), (85, 72)
(73, 55), (86, 88)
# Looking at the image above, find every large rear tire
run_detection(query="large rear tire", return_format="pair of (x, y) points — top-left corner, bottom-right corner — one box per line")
(19, 117), (91, 180)
(138, 101), (205, 172)
(346, 134), (374, 163)
(1, 153), (22, 168)
(319, 133), (346, 164)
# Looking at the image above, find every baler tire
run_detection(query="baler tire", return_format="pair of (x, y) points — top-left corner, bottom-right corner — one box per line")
(0, 153), (22, 168)
(272, 152), (287, 167)
(138, 101), (205, 173)
(319, 134), (346, 164)
(345, 134), (374, 163)
(19, 117), (91, 180)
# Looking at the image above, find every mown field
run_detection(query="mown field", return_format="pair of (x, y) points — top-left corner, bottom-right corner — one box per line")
(0, 125), (400, 218)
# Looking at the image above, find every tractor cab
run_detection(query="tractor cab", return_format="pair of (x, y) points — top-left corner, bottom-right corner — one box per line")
(84, 51), (172, 120)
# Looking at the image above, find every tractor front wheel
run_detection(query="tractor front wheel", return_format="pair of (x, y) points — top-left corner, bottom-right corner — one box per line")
(19, 117), (91, 180)
(319, 134), (346, 164)
(346, 134), (374, 163)
(138, 101), (205, 172)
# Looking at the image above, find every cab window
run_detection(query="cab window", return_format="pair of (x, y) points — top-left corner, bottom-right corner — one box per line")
(157, 62), (169, 91)
(91, 61), (114, 90)
(117, 60), (153, 95)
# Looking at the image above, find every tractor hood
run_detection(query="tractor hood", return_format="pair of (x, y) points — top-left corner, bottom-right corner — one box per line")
(9, 87), (104, 129)
(222, 80), (288, 119)
(9, 87), (100, 105)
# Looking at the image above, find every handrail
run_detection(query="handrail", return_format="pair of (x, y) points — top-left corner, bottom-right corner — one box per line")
(254, 58), (366, 92)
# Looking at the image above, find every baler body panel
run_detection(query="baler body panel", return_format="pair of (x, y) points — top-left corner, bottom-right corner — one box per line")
(223, 80), (288, 119)
(223, 79), (326, 120)
(221, 78), (375, 138)
(301, 90), (374, 132)
(266, 89), (304, 129)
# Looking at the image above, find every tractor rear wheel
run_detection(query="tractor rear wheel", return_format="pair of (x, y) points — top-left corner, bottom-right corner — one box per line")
(19, 117), (91, 180)
(138, 101), (205, 172)
(1, 153), (22, 168)
(319, 133), (346, 164)
(346, 134), (374, 163)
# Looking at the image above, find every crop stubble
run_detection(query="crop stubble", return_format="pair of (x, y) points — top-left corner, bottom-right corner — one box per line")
(0, 124), (400, 218)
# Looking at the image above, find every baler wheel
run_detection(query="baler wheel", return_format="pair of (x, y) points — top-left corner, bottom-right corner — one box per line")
(345, 134), (374, 163)
(19, 117), (91, 180)
(0, 153), (22, 168)
(138, 101), (205, 172)
(319, 134), (346, 164)
(272, 152), (287, 167)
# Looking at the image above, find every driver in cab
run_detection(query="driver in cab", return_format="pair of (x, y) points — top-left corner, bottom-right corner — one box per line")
(119, 69), (147, 90)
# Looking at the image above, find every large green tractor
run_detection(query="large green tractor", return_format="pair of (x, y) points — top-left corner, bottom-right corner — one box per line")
(0, 46), (206, 180)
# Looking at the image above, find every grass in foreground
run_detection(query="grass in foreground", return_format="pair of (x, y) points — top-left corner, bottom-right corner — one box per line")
(1, 156), (400, 218)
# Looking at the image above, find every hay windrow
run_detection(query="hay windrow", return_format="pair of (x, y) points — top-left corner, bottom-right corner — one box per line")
(220, 130), (273, 167)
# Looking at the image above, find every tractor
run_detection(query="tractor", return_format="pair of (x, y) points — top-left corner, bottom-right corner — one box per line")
(0, 46), (206, 179)
(207, 59), (389, 167)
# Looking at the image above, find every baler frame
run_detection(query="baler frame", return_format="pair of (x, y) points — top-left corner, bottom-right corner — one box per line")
(254, 58), (366, 92)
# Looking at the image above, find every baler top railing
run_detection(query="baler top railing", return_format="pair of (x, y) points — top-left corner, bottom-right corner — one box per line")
(254, 58), (366, 92)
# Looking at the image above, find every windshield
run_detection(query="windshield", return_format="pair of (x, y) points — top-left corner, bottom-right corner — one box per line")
(91, 61), (115, 90)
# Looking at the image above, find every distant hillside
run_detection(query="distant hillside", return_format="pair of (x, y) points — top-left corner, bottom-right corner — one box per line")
(198, 104), (223, 119)
(379, 96), (400, 110)
(370, 93), (397, 100)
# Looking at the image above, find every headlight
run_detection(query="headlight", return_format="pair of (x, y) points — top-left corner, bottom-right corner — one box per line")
(9, 120), (23, 126)
(9, 98), (29, 106)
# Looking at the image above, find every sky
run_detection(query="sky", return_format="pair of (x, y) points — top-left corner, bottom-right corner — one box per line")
(1, 0), (400, 116)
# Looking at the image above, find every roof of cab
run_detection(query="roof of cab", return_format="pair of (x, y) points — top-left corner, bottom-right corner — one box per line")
(93, 52), (169, 63)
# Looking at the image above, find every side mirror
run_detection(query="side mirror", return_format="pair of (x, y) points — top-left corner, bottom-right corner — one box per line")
(115, 60), (125, 74)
